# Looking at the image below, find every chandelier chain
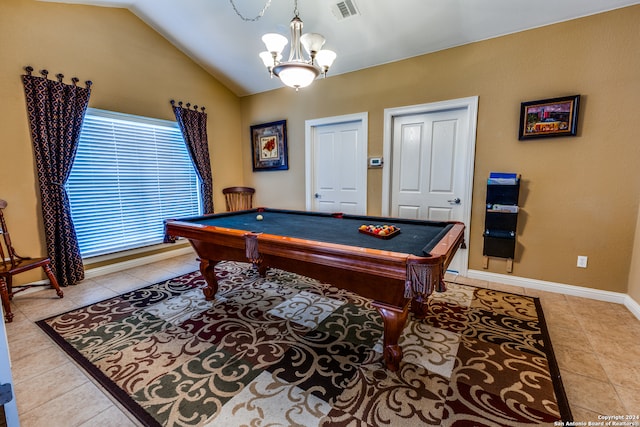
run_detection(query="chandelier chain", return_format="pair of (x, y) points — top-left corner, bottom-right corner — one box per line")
(229, 0), (272, 22)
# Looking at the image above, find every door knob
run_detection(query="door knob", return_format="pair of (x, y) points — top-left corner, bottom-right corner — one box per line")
(448, 197), (461, 204)
(314, 193), (321, 199)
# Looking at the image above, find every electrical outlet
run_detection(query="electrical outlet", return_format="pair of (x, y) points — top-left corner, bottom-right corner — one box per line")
(577, 256), (588, 268)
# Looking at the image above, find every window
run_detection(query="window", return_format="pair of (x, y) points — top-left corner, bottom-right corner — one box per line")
(67, 108), (201, 258)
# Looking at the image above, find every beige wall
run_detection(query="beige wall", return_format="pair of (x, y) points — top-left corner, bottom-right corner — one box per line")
(240, 6), (640, 294)
(0, 0), (243, 284)
(2, 1), (638, 297)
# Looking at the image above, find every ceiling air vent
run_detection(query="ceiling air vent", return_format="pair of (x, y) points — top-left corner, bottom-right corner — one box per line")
(331, 0), (360, 21)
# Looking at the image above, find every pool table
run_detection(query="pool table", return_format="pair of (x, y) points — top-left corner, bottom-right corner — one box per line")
(165, 208), (465, 371)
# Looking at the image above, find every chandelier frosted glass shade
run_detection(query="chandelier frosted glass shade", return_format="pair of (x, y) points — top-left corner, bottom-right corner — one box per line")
(274, 62), (319, 89)
(300, 33), (326, 55)
(262, 33), (288, 55)
(315, 50), (337, 74)
(259, 7), (336, 90)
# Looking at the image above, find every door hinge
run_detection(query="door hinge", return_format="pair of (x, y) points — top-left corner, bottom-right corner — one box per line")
(0, 383), (13, 405)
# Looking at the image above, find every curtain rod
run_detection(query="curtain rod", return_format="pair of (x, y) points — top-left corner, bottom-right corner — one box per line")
(170, 99), (205, 112)
(24, 65), (92, 87)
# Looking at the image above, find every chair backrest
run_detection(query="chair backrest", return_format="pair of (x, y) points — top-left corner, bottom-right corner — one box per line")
(0, 200), (19, 269)
(222, 187), (255, 211)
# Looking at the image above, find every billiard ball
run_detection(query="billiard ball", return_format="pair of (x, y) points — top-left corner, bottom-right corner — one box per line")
(256, 214), (263, 221)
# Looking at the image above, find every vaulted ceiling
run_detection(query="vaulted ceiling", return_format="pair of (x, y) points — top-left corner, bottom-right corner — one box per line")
(41, 0), (639, 96)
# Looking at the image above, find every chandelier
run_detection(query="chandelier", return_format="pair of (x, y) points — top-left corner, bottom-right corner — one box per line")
(258, 0), (336, 90)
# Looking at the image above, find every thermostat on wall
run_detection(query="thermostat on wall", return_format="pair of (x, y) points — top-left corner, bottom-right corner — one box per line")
(368, 157), (383, 168)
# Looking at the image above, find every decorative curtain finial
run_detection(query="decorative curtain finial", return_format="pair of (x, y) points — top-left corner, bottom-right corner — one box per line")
(23, 66), (90, 88)
(171, 100), (206, 112)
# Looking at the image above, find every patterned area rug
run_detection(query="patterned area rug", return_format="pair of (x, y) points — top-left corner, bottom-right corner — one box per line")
(37, 262), (571, 426)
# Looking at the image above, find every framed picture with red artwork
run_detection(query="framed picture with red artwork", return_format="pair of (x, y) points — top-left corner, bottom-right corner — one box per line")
(250, 120), (288, 171)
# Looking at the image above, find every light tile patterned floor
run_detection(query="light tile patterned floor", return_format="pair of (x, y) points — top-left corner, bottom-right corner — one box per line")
(3, 253), (640, 426)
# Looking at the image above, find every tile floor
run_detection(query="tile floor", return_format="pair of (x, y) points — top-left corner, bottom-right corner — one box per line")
(3, 253), (640, 426)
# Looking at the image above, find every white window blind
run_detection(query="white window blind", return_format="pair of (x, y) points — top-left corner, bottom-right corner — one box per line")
(67, 108), (201, 258)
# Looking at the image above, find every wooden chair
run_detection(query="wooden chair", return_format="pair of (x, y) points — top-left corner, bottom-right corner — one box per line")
(0, 199), (63, 322)
(222, 187), (255, 212)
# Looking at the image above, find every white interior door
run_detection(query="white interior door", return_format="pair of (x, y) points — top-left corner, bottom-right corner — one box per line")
(391, 108), (467, 221)
(305, 113), (368, 214)
(383, 97), (478, 275)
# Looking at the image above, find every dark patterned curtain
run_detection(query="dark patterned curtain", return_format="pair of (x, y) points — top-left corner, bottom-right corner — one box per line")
(22, 67), (92, 286)
(171, 100), (214, 214)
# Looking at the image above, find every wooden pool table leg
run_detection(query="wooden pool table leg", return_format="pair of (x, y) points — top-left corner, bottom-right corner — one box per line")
(255, 262), (268, 277)
(411, 295), (429, 319)
(372, 300), (410, 372)
(199, 259), (219, 301)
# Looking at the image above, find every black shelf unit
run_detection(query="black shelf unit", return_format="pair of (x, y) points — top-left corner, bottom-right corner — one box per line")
(483, 176), (520, 272)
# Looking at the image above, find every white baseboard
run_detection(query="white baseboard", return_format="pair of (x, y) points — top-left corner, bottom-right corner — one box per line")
(15, 245), (196, 295)
(624, 295), (640, 320)
(467, 269), (640, 320)
(84, 245), (195, 279)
